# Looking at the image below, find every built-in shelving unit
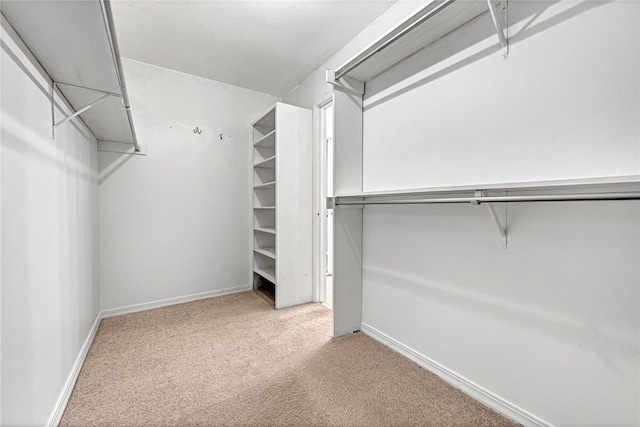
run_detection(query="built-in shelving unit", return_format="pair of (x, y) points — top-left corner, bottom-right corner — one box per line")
(252, 107), (277, 296)
(251, 102), (313, 309)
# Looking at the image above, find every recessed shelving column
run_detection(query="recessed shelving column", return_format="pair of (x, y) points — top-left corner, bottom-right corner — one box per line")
(252, 107), (277, 287)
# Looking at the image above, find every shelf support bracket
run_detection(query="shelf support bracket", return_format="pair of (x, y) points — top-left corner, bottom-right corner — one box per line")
(326, 70), (365, 96)
(487, 0), (508, 60)
(50, 81), (120, 140)
(97, 141), (147, 156)
(473, 190), (508, 248)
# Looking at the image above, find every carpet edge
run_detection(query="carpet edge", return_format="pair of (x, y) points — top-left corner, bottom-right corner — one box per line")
(100, 285), (253, 318)
(360, 322), (553, 427)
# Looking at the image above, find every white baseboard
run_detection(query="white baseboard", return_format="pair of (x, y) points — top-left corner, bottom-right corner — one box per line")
(360, 323), (552, 427)
(47, 313), (102, 427)
(101, 285), (252, 318)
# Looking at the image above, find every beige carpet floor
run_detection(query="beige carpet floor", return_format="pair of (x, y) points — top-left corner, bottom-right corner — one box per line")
(61, 291), (518, 426)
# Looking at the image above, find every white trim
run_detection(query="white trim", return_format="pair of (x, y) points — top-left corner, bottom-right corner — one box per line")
(360, 323), (553, 427)
(101, 285), (252, 318)
(47, 313), (102, 427)
(312, 97), (333, 304)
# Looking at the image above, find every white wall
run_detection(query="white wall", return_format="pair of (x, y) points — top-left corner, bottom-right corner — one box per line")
(363, 0), (638, 190)
(1, 14), (101, 426)
(99, 60), (277, 311)
(283, 1), (639, 426)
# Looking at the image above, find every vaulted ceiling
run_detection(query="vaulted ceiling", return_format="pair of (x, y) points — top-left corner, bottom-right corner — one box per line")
(110, 0), (397, 97)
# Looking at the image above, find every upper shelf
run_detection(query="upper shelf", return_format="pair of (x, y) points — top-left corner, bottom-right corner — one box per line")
(335, 175), (640, 198)
(333, 176), (640, 207)
(333, 0), (502, 82)
(1, 0), (141, 152)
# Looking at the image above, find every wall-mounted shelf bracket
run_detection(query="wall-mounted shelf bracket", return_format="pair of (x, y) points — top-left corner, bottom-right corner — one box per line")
(327, 196), (336, 210)
(473, 190), (507, 248)
(51, 81), (121, 140)
(326, 70), (365, 95)
(487, 0), (508, 60)
(98, 141), (147, 156)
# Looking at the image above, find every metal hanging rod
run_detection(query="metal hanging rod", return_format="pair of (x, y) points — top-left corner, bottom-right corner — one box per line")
(334, 0), (456, 80)
(335, 192), (640, 206)
(100, 0), (140, 152)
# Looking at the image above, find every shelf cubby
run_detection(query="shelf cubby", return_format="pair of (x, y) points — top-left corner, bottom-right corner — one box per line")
(254, 209), (275, 229)
(253, 155), (276, 169)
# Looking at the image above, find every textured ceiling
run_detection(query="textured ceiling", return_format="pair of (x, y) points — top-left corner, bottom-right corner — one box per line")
(111, 0), (397, 97)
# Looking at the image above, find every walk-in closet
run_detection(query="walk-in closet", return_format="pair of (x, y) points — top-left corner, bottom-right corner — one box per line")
(1, 0), (638, 426)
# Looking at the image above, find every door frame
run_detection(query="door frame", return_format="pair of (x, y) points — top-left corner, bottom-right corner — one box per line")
(312, 97), (333, 303)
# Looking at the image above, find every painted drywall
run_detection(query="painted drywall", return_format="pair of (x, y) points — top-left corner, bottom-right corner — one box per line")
(283, 0), (639, 425)
(363, 1), (639, 190)
(1, 15), (100, 426)
(99, 59), (277, 311)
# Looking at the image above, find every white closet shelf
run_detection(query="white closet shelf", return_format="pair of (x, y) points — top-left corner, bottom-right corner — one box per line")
(334, 175), (640, 200)
(254, 247), (276, 260)
(253, 206), (276, 210)
(253, 267), (276, 284)
(254, 227), (276, 235)
(254, 181), (276, 189)
(253, 156), (276, 168)
(254, 130), (276, 147)
(2, 0), (142, 153)
(332, 176), (639, 251)
(330, 0), (507, 83)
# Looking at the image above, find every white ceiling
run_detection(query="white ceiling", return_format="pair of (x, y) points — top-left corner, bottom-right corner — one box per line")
(110, 0), (396, 97)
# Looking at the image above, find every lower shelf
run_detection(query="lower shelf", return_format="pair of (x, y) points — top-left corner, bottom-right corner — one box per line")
(254, 266), (276, 284)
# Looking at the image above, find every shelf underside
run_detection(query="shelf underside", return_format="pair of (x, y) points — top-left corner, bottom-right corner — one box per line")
(2, 1), (136, 144)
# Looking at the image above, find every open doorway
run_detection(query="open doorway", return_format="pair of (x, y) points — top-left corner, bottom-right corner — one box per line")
(314, 99), (334, 309)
